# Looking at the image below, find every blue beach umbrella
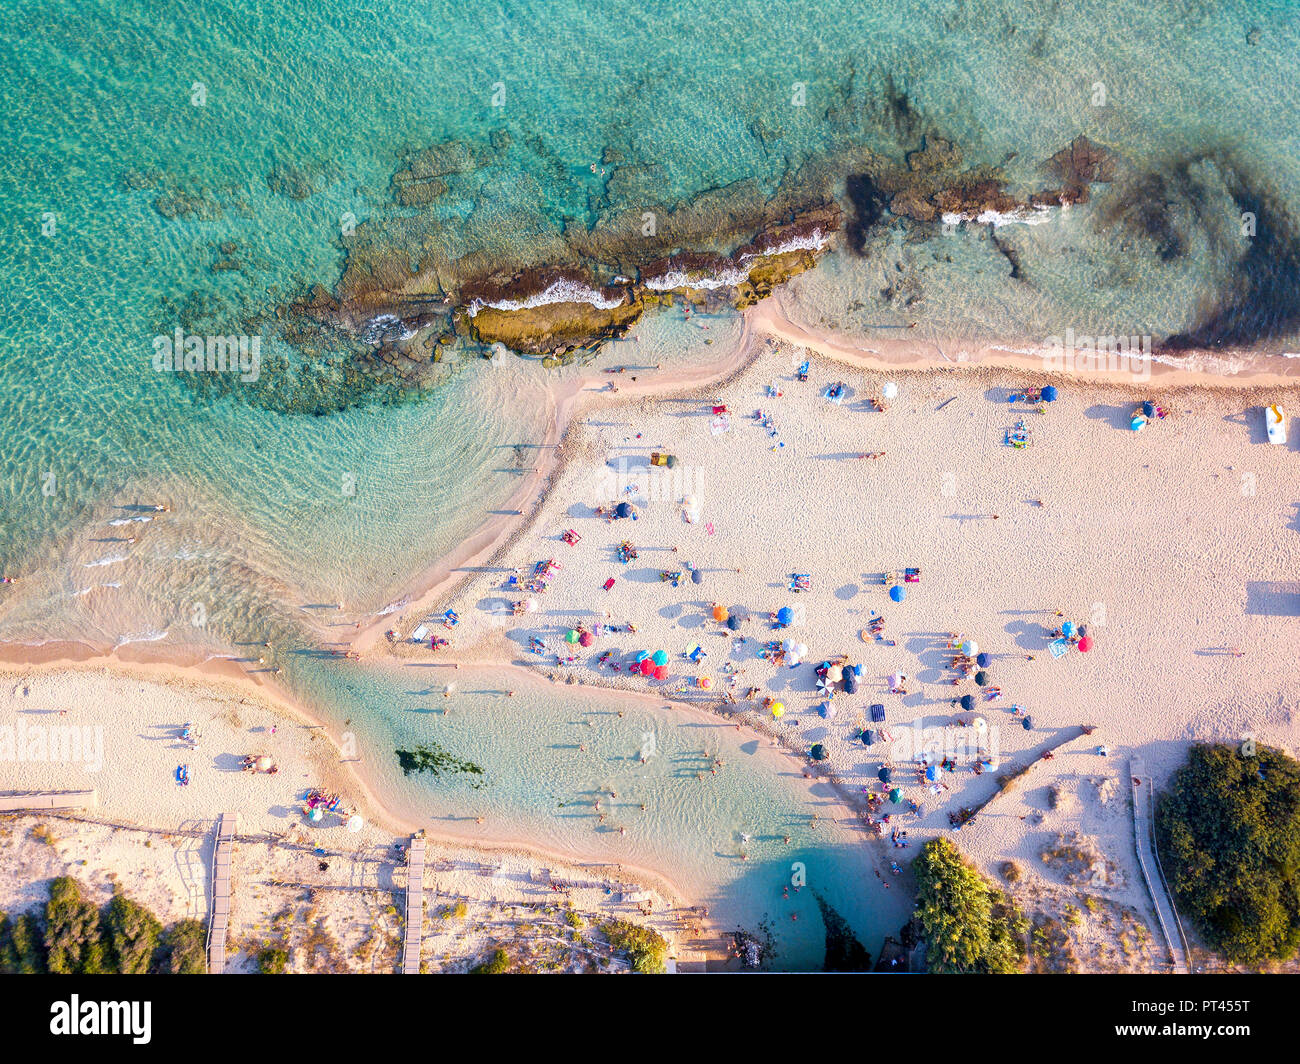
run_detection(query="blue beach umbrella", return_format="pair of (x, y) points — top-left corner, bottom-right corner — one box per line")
(976, 652), (990, 668)
(878, 766), (892, 783)
(651, 649), (668, 666)
(776, 606), (794, 625)
(633, 650), (650, 663)
(1142, 400), (1156, 418)
(925, 765), (938, 782)
(889, 585), (905, 603)
(810, 744), (828, 761)
(1042, 385), (1058, 402)
(960, 694), (975, 711)
(726, 614), (741, 631)
(889, 787), (903, 803)
(615, 501), (633, 518)
(1062, 621), (1076, 637)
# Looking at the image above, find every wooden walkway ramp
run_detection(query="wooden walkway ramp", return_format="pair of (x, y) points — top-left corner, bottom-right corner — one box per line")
(0, 790), (96, 811)
(402, 834), (427, 974)
(206, 813), (238, 974)
(1129, 759), (1189, 974)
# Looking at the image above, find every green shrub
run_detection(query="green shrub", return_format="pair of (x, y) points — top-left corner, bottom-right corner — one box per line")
(156, 918), (207, 974)
(1156, 742), (1300, 965)
(105, 892), (163, 974)
(913, 838), (1027, 974)
(256, 946), (290, 973)
(0, 911), (47, 973)
(470, 947), (510, 973)
(44, 877), (110, 974)
(600, 919), (668, 974)
(564, 911), (584, 930)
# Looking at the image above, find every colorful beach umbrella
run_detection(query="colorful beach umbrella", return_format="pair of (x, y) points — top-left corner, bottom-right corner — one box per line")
(818, 701), (835, 719)
(651, 649), (668, 666)
(565, 629), (580, 644)
(579, 631), (594, 647)
(638, 659), (653, 676)
(889, 787), (902, 803)
(1078, 635), (1094, 652)
(653, 665), (668, 680)
(961, 639), (978, 656)
(771, 703), (785, 718)
(889, 585), (905, 603)
(713, 604), (729, 622)
(1131, 414), (1147, 432)
(826, 664), (843, 683)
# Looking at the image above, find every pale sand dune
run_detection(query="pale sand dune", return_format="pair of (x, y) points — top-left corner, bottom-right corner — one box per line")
(421, 336), (1300, 948)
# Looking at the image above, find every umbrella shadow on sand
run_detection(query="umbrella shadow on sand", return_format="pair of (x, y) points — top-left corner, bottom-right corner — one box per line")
(1083, 403), (1138, 431)
(1001, 617), (1049, 650)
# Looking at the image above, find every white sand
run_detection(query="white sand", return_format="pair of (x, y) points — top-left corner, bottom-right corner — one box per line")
(0, 664), (685, 971)
(410, 333), (1300, 962)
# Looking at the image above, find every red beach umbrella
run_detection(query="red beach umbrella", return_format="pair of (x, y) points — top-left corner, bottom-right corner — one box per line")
(653, 665), (668, 680)
(579, 631), (594, 647)
(1078, 635), (1094, 652)
(639, 659), (654, 676)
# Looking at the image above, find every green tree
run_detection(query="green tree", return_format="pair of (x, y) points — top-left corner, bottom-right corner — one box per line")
(105, 892), (163, 974)
(0, 911), (46, 973)
(155, 918), (207, 974)
(1156, 742), (1300, 965)
(912, 838), (1027, 973)
(44, 877), (110, 974)
(600, 919), (668, 974)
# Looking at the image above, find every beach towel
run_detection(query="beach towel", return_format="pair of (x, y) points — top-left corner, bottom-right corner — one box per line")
(1049, 638), (1069, 659)
(870, 704), (886, 722)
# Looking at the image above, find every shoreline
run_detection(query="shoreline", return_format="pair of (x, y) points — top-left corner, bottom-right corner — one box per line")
(4, 298), (1298, 967)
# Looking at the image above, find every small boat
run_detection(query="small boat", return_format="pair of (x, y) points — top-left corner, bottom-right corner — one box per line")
(1266, 403), (1286, 445)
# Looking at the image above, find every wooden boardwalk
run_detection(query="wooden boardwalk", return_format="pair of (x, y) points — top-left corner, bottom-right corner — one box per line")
(206, 813), (238, 974)
(1129, 759), (1189, 974)
(402, 834), (427, 974)
(0, 790), (96, 811)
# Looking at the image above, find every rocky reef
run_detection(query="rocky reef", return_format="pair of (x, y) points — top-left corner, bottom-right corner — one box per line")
(284, 128), (1121, 371)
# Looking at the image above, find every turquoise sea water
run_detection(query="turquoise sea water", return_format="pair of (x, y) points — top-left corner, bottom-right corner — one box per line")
(2, 0), (1298, 967)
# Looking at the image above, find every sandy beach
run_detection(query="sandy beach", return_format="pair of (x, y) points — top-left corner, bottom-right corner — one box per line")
(373, 311), (1300, 968)
(4, 295), (1299, 971)
(0, 662), (692, 972)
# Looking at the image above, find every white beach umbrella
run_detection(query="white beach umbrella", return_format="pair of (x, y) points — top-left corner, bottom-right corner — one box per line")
(882, 381), (899, 399)
(973, 717), (987, 732)
(347, 815), (364, 833)
(525, 597), (539, 613)
(961, 639), (979, 656)
(889, 672), (905, 688)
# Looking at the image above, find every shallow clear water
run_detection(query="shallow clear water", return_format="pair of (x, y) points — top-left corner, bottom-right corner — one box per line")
(2, 0), (1298, 967)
